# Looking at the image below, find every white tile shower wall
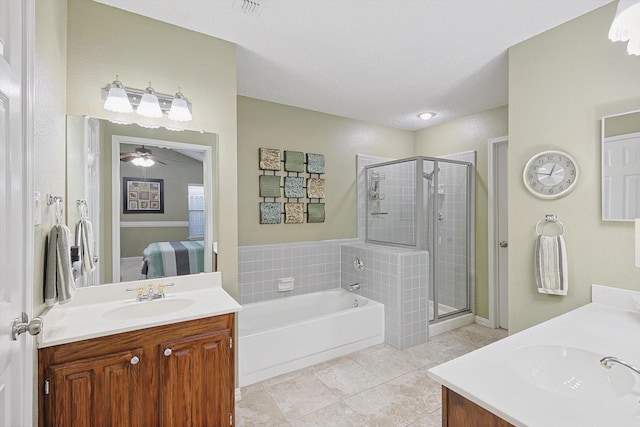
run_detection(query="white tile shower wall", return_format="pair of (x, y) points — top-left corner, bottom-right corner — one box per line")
(341, 243), (428, 349)
(238, 238), (359, 304)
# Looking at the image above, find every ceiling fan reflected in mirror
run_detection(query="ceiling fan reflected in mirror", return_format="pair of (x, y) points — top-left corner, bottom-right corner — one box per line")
(119, 146), (167, 167)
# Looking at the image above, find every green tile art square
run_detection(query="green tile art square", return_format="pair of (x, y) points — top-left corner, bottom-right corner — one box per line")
(259, 175), (281, 198)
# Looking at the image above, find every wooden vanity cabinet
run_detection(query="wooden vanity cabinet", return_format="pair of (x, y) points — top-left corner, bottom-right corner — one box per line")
(442, 386), (514, 427)
(38, 314), (235, 427)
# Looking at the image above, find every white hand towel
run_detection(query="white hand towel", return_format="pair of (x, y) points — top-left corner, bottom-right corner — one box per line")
(535, 235), (568, 295)
(45, 224), (76, 306)
(75, 218), (96, 274)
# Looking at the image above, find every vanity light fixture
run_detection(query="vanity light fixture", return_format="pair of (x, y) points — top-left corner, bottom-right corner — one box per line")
(609, 0), (640, 55)
(418, 112), (436, 120)
(103, 76), (133, 113)
(101, 77), (193, 121)
(136, 83), (163, 118)
(168, 90), (193, 122)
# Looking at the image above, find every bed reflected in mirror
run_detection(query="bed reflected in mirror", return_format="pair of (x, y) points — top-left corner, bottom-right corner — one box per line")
(66, 115), (217, 285)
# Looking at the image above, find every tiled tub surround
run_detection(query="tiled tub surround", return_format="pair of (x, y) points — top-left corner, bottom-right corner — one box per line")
(341, 243), (428, 349)
(238, 239), (358, 304)
(238, 288), (384, 387)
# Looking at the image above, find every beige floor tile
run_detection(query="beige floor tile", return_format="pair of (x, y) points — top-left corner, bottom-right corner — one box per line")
(265, 371), (341, 421)
(386, 366), (442, 413)
(288, 402), (369, 427)
(235, 388), (288, 426)
(343, 382), (428, 426)
(238, 324), (507, 425)
(353, 346), (421, 382)
(313, 358), (384, 398)
(407, 411), (442, 427)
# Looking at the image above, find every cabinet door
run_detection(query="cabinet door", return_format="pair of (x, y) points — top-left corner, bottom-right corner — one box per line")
(45, 349), (144, 427)
(159, 330), (232, 427)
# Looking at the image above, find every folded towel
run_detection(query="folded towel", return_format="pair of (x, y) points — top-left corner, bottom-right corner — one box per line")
(75, 218), (96, 274)
(535, 235), (568, 295)
(44, 224), (76, 306)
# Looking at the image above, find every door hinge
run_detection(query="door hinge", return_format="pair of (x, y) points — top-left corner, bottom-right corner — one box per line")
(44, 379), (50, 395)
(229, 412), (233, 425)
(229, 337), (233, 349)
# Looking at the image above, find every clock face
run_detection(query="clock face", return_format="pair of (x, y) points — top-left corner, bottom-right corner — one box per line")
(523, 150), (579, 199)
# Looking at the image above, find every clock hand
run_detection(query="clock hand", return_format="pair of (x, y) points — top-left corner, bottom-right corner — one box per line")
(547, 165), (556, 176)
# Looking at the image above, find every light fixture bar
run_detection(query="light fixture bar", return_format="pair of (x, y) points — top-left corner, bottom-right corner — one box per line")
(101, 85), (192, 116)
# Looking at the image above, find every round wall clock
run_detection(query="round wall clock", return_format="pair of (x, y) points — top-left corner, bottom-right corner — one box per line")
(522, 150), (580, 199)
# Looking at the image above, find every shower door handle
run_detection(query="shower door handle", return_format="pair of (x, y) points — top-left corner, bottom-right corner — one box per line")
(499, 241), (508, 248)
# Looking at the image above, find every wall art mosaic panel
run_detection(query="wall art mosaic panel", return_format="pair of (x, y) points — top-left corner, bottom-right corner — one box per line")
(258, 148), (326, 224)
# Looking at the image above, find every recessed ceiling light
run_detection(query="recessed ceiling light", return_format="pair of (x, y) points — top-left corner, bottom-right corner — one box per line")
(418, 112), (436, 120)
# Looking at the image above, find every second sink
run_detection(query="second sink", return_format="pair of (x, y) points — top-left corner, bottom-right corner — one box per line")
(510, 344), (635, 400)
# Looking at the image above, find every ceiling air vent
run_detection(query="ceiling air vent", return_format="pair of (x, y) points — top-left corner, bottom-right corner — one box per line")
(232, 0), (267, 16)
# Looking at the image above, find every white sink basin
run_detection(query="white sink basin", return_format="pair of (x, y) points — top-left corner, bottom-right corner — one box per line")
(102, 298), (195, 320)
(510, 345), (635, 400)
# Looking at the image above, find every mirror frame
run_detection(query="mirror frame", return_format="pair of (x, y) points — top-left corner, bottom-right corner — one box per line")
(111, 135), (214, 282)
(601, 109), (640, 222)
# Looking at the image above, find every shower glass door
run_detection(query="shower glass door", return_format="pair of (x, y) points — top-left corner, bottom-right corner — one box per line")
(426, 158), (472, 321)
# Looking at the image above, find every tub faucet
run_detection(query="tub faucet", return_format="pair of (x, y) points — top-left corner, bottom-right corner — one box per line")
(348, 283), (361, 292)
(600, 356), (640, 376)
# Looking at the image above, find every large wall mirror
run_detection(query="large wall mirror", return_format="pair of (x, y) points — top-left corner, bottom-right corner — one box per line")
(66, 115), (218, 285)
(601, 110), (640, 221)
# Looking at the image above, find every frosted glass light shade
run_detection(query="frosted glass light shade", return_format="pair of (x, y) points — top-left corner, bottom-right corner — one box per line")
(131, 157), (155, 167)
(168, 92), (193, 121)
(609, 0), (640, 55)
(103, 80), (133, 113)
(136, 86), (163, 118)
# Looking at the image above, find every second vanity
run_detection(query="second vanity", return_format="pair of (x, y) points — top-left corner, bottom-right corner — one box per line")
(429, 285), (640, 427)
(37, 272), (241, 427)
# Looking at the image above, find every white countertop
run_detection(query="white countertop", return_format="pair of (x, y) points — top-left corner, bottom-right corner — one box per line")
(38, 272), (242, 348)
(428, 285), (640, 427)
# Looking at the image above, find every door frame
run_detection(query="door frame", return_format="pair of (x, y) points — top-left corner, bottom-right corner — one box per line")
(487, 136), (508, 329)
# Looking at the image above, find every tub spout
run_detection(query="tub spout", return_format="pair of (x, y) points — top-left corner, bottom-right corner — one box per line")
(349, 283), (361, 292)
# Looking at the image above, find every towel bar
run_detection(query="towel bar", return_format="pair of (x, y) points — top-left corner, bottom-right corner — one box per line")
(535, 214), (565, 236)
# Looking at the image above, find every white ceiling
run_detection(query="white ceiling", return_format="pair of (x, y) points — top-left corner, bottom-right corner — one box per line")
(95, 0), (613, 131)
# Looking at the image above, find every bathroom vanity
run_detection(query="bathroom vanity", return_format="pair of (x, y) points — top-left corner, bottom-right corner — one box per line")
(429, 285), (640, 427)
(37, 272), (241, 427)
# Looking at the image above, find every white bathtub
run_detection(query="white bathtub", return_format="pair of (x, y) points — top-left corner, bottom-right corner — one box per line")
(238, 288), (385, 387)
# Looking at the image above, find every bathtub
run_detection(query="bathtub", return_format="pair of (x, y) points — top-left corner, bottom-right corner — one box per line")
(238, 288), (385, 387)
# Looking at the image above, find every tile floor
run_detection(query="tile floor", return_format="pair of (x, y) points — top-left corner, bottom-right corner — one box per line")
(236, 323), (508, 426)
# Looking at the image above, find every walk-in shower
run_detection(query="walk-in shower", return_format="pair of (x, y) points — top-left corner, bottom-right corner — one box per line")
(365, 156), (474, 327)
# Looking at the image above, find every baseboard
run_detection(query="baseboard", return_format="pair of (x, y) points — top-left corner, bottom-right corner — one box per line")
(474, 316), (491, 327)
(235, 388), (242, 402)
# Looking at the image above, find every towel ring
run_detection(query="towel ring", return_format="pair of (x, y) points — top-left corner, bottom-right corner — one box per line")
(535, 217), (565, 236)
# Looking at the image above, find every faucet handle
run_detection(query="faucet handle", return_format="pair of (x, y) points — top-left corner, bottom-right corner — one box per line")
(158, 283), (165, 297)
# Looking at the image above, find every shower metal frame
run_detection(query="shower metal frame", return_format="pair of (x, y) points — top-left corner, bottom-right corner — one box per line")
(364, 155), (474, 324)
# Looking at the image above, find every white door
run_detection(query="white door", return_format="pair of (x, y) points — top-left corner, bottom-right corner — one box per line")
(496, 141), (509, 329)
(602, 132), (640, 220)
(0, 1), (33, 426)
(488, 136), (508, 330)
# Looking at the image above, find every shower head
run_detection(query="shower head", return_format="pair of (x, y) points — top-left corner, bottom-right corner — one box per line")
(423, 167), (440, 181)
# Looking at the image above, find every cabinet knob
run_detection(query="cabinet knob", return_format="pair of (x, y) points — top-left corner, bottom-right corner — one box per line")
(164, 348), (172, 357)
(130, 356), (140, 365)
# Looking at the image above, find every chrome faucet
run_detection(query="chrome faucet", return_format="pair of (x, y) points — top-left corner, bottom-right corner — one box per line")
(348, 283), (361, 292)
(600, 356), (640, 376)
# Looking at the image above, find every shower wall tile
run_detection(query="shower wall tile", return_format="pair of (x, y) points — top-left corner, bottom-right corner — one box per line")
(238, 238), (358, 304)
